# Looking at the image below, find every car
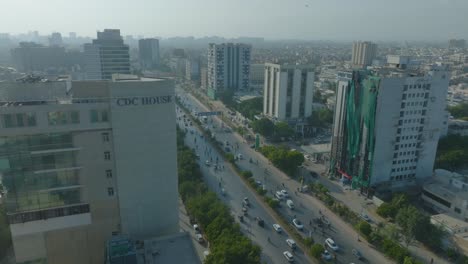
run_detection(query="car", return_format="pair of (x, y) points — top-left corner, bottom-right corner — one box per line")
(237, 153), (243, 160)
(205, 160), (210, 166)
(273, 224), (282, 233)
(325, 238), (339, 251)
(255, 180), (262, 186)
(352, 248), (363, 260)
(195, 233), (204, 243)
(242, 206), (248, 215)
(309, 171), (318, 178)
(275, 191), (285, 200)
(286, 238), (296, 249)
(224, 146), (231, 152)
(280, 189), (289, 197)
(283, 251), (294, 262)
(292, 219), (304, 230)
(221, 188), (225, 196)
(321, 217), (330, 226)
(255, 217), (264, 227)
(195, 153), (200, 159)
(360, 213), (371, 222)
(321, 250), (332, 260)
(193, 224), (200, 233)
(250, 144), (255, 149)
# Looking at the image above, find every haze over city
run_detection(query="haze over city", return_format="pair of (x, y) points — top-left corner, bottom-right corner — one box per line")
(1, 0), (468, 40)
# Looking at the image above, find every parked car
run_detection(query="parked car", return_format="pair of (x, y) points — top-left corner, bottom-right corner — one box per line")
(275, 191), (285, 200)
(322, 250), (332, 260)
(205, 160), (210, 166)
(193, 224), (200, 233)
(286, 238), (296, 249)
(280, 189), (289, 197)
(352, 248), (363, 260)
(360, 213), (371, 222)
(292, 219), (304, 230)
(195, 233), (204, 243)
(255, 217), (264, 227)
(325, 238), (339, 251)
(273, 224), (282, 233)
(283, 251), (294, 262)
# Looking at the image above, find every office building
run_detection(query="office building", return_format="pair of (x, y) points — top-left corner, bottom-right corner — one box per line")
(330, 63), (450, 191)
(49, 32), (63, 47)
(351, 41), (377, 68)
(263, 63), (315, 121)
(207, 43), (251, 99)
(422, 169), (468, 222)
(185, 58), (200, 81)
(11, 42), (66, 72)
(250, 64), (265, 91)
(449, 39), (466, 49)
(138, 38), (160, 69)
(0, 74), (178, 264)
(84, 29), (130, 80)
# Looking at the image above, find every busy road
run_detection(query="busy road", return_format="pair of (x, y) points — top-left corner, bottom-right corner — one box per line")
(177, 86), (393, 264)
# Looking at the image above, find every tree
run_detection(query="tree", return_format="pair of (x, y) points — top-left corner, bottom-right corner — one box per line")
(313, 90), (327, 104)
(396, 206), (422, 247)
(357, 220), (372, 237)
(219, 89), (235, 106)
(448, 103), (468, 119)
(236, 97), (263, 120)
(251, 118), (275, 137)
(310, 243), (325, 258)
(274, 122), (295, 138)
(307, 108), (333, 128)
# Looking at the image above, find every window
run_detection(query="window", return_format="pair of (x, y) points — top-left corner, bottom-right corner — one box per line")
(104, 151), (111, 160)
(71, 111), (80, 124)
(101, 110), (109, 122)
(90, 110), (99, 123)
(106, 169), (113, 178)
(102, 133), (110, 142)
(107, 187), (114, 196)
(2, 113), (37, 128)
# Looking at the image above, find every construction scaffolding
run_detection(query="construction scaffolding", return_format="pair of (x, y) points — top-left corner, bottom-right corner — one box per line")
(330, 71), (380, 191)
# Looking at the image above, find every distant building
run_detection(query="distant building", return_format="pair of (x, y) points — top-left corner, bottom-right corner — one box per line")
(49, 32), (63, 46)
(11, 42), (66, 72)
(250, 64), (265, 91)
(423, 169), (468, 222)
(449, 39), (466, 49)
(351, 41), (377, 68)
(330, 63), (450, 191)
(263, 63), (315, 121)
(1, 75), (179, 264)
(185, 58), (200, 81)
(84, 29), (130, 80)
(207, 43), (251, 99)
(448, 119), (468, 136)
(200, 67), (208, 89)
(138, 38), (160, 69)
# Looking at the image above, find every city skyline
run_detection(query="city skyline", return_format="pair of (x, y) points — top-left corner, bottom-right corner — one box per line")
(1, 0), (468, 41)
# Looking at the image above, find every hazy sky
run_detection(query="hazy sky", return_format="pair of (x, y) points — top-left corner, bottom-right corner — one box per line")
(1, 0), (467, 41)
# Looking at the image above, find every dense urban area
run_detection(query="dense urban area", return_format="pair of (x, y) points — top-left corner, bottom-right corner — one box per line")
(0, 10), (468, 264)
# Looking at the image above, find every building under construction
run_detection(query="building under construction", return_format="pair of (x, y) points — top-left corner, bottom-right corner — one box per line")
(330, 61), (450, 193)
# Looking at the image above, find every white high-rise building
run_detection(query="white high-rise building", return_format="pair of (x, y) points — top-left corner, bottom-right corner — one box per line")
(207, 43), (251, 99)
(0, 75), (178, 264)
(330, 63), (450, 192)
(84, 29), (130, 80)
(351, 41), (377, 68)
(263, 63), (315, 121)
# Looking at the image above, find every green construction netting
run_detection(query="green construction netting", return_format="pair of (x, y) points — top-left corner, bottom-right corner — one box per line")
(335, 71), (380, 189)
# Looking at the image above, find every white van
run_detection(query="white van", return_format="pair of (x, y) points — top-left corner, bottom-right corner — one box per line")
(286, 199), (294, 210)
(286, 238), (297, 249)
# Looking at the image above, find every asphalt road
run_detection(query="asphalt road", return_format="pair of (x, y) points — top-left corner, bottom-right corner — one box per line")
(177, 87), (393, 264)
(176, 96), (310, 264)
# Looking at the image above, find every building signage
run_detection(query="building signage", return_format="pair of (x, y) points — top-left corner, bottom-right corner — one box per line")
(116, 96), (172, 106)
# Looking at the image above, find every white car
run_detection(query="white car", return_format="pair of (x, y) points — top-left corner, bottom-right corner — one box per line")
(325, 238), (339, 251)
(195, 233), (203, 243)
(275, 191), (285, 200)
(237, 153), (243, 160)
(292, 218), (304, 230)
(283, 251), (294, 262)
(322, 250), (332, 260)
(286, 238), (296, 249)
(273, 224), (282, 233)
(193, 224), (200, 233)
(205, 160), (210, 166)
(280, 189), (289, 197)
